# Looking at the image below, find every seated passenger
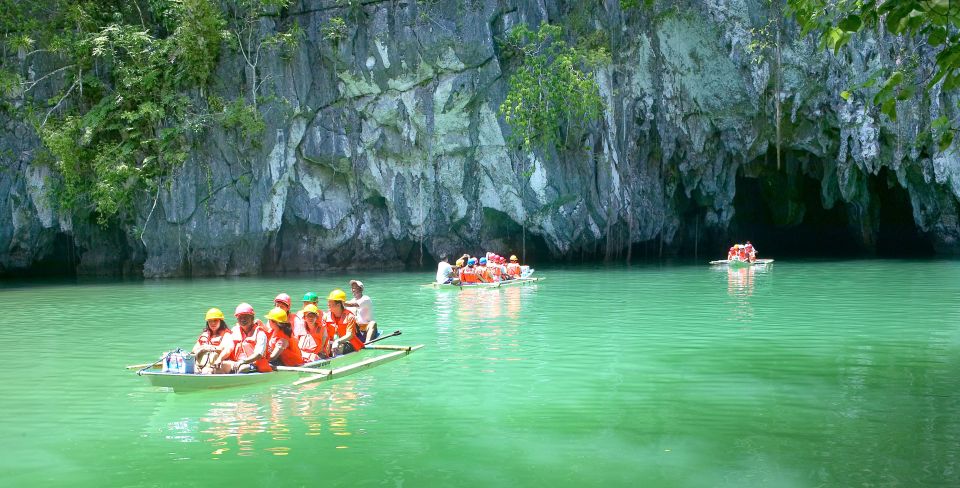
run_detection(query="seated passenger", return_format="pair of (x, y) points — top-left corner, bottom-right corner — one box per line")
(295, 292), (319, 336)
(298, 304), (329, 362)
(459, 258), (481, 283)
(263, 307), (304, 367)
(506, 255), (522, 278)
(324, 289), (365, 356)
(213, 303), (270, 374)
(192, 308), (231, 374)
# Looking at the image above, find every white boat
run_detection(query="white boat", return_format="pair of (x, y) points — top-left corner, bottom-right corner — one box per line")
(423, 276), (544, 290)
(136, 345), (422, 393)
(709, 258), (775, 267)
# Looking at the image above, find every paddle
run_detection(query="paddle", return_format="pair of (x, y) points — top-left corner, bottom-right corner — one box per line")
(135, 351), (172, 376)
(365, 329), (401, 345)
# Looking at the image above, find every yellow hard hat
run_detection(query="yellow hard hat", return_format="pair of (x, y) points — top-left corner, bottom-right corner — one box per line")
(265, 307), (288, 323)
(456, 259), (465, 266)
(327, 289), (347, 302)
(303, 303), (320, 315)
(205, 308), (225, 321)
(509, 255), (518, 262)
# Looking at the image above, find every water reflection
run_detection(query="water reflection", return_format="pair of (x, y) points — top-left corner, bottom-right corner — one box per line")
(151, 374), (375, 457)
(723, 265), (772, 323)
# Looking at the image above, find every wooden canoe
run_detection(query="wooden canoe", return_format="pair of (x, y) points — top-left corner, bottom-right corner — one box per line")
(423, 276), (543, 290)
(137, 347), (421, 392)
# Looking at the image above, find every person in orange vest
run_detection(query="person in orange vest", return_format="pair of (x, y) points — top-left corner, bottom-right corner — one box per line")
(744, 241), (757, 262)
(298, 304), (329, 362)
(293, 292), (319, 336)
(263, 307), (304, 367)
(727, 245), (737, 260)
(506, 255), (522, 278)
(213, 303), (271, 374)
(477, 257), (494, 282)
(459, 258), (481, 283)
(737, 244), (748, 262)
(325, 289), (365, 356)
(272, 293), (305, 338)
(487, 256), (503, 281)
(192, 308), (232, 373)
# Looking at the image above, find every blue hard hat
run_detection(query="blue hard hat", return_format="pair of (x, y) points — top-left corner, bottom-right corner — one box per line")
(468, 258), (477, 265)
(479, 257), (487, 264)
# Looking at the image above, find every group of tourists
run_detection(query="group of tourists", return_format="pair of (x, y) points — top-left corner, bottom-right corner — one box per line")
(435, 252), (525, 284)
(727, 242), (758, 262)
(190, 280), (379, 374)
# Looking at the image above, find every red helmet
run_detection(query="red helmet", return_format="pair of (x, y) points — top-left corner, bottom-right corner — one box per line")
(274, 293), (292, 307)
(234, 303), (254, 317)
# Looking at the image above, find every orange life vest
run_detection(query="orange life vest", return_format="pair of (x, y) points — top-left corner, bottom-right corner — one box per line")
(298, 326), (328, 362)
(489, 265), (502, 280)
(506, 263), (521, 277)
(228, 325), (271, 372)
(459, 266), (480, 283)
(323, 309), (364, 353)
(267, 324), (304, 366)
(197, 327), (230, 347)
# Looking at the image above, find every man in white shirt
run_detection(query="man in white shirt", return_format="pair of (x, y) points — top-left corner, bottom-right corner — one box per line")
(345, 280), (379, 343)
(435, 255), (453, 284)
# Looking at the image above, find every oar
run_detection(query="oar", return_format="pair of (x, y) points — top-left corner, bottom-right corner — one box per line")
(365, 329), (401, 346)
(135, 352), (172, 376)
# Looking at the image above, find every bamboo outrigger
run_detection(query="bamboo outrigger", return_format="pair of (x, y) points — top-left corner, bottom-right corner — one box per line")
(134, 344), (422, 393)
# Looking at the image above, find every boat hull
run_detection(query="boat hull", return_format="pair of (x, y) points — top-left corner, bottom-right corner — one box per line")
(137, 348), (421, 392)
(424, 277), (543, 290)
(710, 259), (774, 267)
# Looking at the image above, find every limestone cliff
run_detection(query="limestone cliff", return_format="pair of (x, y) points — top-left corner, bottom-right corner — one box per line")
(2, 0), (958, 277)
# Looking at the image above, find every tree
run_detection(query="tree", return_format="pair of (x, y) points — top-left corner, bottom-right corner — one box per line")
(498, 23), (607, 152)
(1, 1), (225, 224)
(787, 0), (960, 150)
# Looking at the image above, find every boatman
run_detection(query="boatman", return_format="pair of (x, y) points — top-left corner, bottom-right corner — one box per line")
(436, 255), (454, 284)
(213, 303), (270, 374)
(345, 280), (379, 343)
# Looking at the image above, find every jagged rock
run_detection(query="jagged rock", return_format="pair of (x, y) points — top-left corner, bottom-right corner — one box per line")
(2, 0), (960, 277)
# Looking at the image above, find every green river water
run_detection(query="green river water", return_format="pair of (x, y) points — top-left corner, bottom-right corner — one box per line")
(1, 260), (959, 487)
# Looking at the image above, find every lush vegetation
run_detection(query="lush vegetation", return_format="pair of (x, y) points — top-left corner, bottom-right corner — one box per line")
(498, 23), (608, 152)
(788, 0), (960, 150)
(0, 0), (294, 225)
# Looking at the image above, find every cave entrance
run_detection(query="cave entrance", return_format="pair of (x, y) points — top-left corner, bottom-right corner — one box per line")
(729, 173), (864, 258)
(873, 168), (934, 257)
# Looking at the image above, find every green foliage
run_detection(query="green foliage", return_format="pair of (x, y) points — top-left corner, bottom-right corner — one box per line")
(322, 17), (349, 44)
(3, 1), (226, 224)
(498, 23), (607, 152)
(220, 97), (266, 141)
(788, 0), (960, 128)
(620, 0), (654, 9)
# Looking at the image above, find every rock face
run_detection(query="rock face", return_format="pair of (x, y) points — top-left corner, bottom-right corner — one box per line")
(2, 0), (959, 277)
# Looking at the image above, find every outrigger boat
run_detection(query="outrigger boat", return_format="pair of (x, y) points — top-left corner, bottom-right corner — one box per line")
(424, 276), (544, 290)
(130, 331), (422, 393)
(709, 258), (775, 267)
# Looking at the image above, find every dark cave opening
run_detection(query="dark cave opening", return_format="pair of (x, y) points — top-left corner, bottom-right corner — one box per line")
(712, 167), (934, 259)
(873, 168), (935, 257)
(725, 174), (864, 258)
